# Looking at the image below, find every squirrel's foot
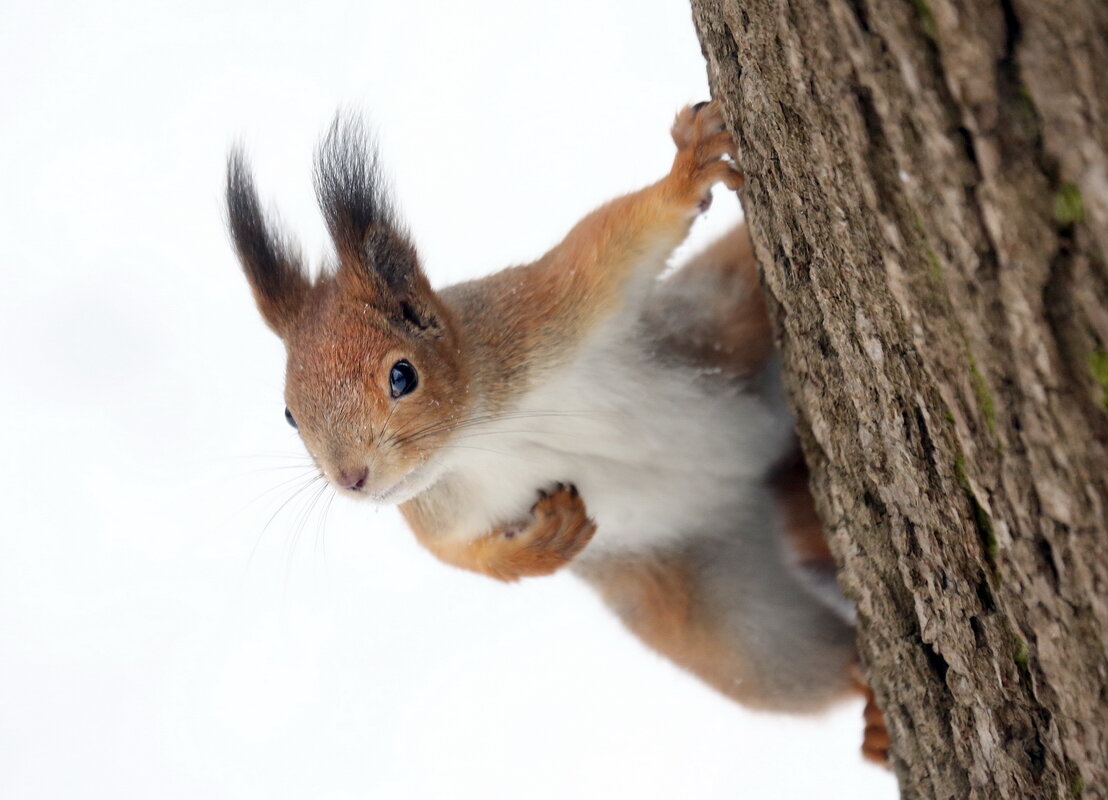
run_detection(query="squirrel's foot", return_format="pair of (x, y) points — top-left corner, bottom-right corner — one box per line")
(489, 483), (597, 581)
(668, 100), (744, 211)
(861, 685), (891, 765)
(850, 663), (891, 766)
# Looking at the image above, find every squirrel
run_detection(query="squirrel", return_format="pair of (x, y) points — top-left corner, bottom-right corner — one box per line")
(226, 101), (889, 763)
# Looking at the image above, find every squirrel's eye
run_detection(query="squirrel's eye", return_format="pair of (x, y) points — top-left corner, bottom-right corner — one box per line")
(285, 407), (298, 430)
(389, 360), (418, 398)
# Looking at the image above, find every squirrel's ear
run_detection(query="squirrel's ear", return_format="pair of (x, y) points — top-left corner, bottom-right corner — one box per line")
(314, 115), (442, 332)
(226, 148), (310, 336)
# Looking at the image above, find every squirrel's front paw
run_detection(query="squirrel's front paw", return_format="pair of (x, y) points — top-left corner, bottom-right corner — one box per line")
(668, 100), (744, 212)
(491, 483), (597, 580)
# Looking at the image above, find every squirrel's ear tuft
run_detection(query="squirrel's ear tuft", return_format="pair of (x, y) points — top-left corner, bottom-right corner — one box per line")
(314, 114), (439, 330)
(226, 148), (310, 335)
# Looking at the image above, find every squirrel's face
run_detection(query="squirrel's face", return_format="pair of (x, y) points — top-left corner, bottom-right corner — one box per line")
(280, 283), (471, 503)
(227, 116), (470, 503)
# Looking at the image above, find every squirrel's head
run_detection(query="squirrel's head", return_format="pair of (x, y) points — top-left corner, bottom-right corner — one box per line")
(226, 117), (471, 503)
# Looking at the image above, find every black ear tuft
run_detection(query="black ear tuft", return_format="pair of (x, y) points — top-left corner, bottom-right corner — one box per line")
(314, 115), (395, 254)
(225, 148), (309, 334)
(313, 114), (424, 298)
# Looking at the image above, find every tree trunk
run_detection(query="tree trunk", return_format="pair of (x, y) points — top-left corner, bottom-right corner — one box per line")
(689, 0), (1108, 797)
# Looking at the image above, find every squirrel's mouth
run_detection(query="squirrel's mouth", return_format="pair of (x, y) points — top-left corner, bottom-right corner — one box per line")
(371, 456), (447, 506)
(366, 481), (403, 504)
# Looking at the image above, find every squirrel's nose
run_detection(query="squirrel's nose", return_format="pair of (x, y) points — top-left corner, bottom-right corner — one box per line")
(337, 467), (369, 492)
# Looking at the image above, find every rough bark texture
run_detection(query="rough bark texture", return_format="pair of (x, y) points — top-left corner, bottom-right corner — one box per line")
(689, 1), (1108, 797)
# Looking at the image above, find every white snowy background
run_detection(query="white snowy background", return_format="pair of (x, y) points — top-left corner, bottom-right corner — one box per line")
(1, 1), (898, 797)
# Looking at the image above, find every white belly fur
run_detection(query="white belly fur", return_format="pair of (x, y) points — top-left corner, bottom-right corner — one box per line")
(432, 307), (798, 560)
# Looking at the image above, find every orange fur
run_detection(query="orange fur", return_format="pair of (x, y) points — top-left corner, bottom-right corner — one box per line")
(404, 484), (597, 582)
(280, 280), (474, 493)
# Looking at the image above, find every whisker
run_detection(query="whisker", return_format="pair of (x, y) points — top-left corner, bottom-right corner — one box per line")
(432, 442), (545, 461)
(369, 401), (402, 473)
(378, 401), (399, 444)
(386, 409), (577, 444)
(251, 464), (321, 471)
(451, 426), (592, 441)
(314, 486), (337, 569)
(388, 408), (598, 448)
(248, 472), (324, 568)
(239, 468), (321, 514)
(282, 478), (329, 592)
(219, 451), (316, 464)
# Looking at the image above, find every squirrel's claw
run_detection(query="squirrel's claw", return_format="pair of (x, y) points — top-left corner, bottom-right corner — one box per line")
(668, 100), (744, 211)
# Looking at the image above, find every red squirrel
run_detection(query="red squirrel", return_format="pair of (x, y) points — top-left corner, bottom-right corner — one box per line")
(226, 102), (889, 762)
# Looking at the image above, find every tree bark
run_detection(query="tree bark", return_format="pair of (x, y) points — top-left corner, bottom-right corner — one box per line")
(689, 1), (1108, 797)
